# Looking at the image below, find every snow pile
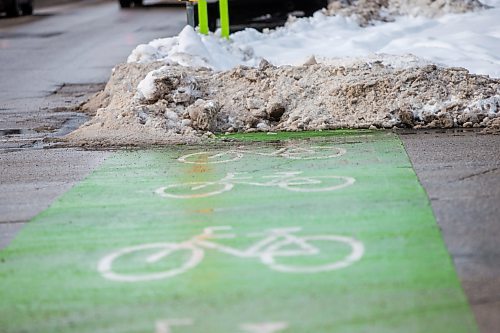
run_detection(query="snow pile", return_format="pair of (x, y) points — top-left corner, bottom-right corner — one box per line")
(126, 0), (500, 78)
(68, 59), (499, 146)
(327, 0), (487, 26)
(67, 0), (500, 146)
(128, 24), (256, 71)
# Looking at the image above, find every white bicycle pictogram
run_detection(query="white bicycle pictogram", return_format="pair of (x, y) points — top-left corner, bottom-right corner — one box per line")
(98, 226), (364, 282)
(155, 171), (356, 199)
(178, 146), (347, 165)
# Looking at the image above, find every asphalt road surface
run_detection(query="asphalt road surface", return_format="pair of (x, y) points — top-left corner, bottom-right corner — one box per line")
(0, 0), (185, 138)
(0, 1), (499, 332)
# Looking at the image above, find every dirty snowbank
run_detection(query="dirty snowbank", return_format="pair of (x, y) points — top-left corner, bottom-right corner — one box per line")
(68, 58), (499, 146)
(327, 0), (487, 26)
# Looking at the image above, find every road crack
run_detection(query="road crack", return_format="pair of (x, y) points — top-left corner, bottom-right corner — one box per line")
(457, 167), (500, 181)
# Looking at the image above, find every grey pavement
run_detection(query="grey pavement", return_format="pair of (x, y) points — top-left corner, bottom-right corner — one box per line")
(0, 148), (109, 248)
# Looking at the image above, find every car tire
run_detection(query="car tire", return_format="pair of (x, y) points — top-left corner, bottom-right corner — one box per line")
(20, 0), (33, 15)
(119, 0), (131, 8)
(6, 0), (22, 17)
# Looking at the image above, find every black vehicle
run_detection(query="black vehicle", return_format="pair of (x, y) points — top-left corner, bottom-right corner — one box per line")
(118, 0), (142, 9)
(197, 0), (328, 31)
(0, 0), (33, 17)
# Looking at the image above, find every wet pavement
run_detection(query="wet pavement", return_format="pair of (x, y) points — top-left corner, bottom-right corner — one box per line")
(0, 0), (185, 151)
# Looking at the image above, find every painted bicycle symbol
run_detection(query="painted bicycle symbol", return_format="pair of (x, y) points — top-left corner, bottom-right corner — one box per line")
(178, 146), (347, 165)
(155, 171), (355, 199)
(98, 226), (364, 282)
(155, 318), (289, 333)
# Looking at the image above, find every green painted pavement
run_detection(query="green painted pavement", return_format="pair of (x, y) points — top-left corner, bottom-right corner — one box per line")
(0, 131), (477, 333)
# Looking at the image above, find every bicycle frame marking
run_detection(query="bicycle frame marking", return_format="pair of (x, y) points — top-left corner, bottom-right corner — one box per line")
(239, 322), (289, 333)
(178, 146), (347, 165)
(155, 171), (356, 199)
(98, 226), (364, 283)
(156, 318), (193, 333)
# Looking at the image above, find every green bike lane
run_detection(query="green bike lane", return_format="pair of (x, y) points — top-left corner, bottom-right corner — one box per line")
(0, 131), (477, 333)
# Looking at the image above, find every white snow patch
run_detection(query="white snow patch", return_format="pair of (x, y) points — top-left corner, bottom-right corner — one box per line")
(128, 25), (257, 70)
(136, 67), (164, 100)
(128, 1), (500, 78)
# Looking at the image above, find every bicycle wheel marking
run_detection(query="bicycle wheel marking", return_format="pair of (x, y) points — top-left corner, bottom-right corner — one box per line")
(155, 182), (233, 199)
(278, 175), (356, 192)
(0, 132), (477, 333)
(261, 235), (365, 274)
(98, 243), (205, 282)
(178, 151), (244, 164)
(280, 146), (347, 160)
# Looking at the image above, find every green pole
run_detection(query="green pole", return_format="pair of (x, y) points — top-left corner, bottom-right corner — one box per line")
(219, 0), (230, 38)
(198, 0), (209, 35)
